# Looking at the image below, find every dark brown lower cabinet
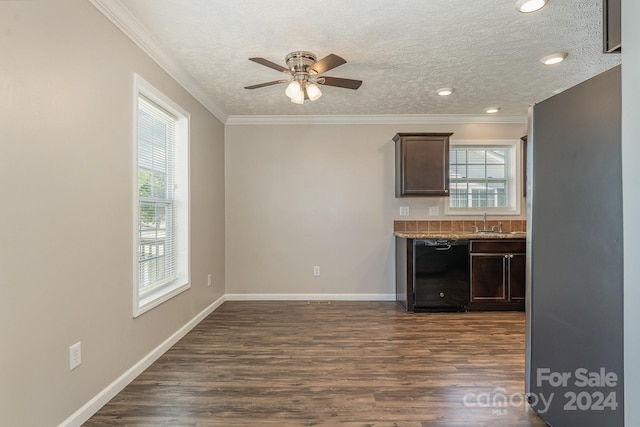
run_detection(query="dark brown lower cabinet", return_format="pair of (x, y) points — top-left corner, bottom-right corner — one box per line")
(467, 240), (525, 311)
(395, 236), (414, 311)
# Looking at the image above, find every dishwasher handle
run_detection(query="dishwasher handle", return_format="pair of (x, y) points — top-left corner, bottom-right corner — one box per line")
(414, 239), (469, 250)
(435, 244), (452, 250)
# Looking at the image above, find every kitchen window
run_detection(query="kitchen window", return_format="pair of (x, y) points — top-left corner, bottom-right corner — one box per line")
(446, 140), (521, 215)
(134, 74), (190, 317)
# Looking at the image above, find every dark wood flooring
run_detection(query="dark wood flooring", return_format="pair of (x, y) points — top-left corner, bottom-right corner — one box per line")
(84, 301), (548, 426)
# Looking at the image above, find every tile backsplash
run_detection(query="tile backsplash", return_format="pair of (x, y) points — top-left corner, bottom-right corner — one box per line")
(394, 219), (527, 233)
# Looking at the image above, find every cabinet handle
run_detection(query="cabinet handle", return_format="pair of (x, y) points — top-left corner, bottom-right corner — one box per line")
(504, 255), (509, 259)
(510, 254), (514, 259)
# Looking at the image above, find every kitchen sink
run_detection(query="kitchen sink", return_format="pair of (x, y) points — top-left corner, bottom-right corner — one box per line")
(480, 231), (527, 235)
(459, 230), (527, 235)
(447, 230), (526, 236)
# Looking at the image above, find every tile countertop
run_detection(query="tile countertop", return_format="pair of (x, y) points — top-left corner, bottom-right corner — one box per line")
(393, 220), (527, 240)
(393, 231), (527, 239)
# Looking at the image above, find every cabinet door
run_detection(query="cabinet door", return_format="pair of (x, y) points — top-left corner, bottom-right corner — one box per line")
(521, 135), (527, 197)
(508, 253), (526, 301)
(470, 254), (507, 302)
(604, 0), (621, 53)
(395, 133), (451, 197)
(395, 237), (414, 311)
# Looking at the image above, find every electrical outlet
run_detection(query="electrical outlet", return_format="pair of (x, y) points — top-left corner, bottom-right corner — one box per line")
(399, 206), (410, 216)
(428, 206), (439, 216)
(69, 342), (81, 371)
(207, 273), (212, 287)
(313, 266), (320, 276)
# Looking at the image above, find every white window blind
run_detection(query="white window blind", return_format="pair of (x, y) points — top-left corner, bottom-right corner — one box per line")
(446, 140), (521, 215)
(137, 95), (177, 297)
(449, 146), (509, 208)
(134, 74), (190, 317)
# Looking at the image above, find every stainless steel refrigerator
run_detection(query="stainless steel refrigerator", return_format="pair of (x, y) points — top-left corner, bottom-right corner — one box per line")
(526, 65), (623, 426)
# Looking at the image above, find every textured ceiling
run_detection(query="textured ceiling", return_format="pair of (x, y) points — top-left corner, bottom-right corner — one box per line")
(97, 0), (620, 118)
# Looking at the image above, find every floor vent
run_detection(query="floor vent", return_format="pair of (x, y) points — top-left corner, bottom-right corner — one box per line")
(307, 301), (331, 305)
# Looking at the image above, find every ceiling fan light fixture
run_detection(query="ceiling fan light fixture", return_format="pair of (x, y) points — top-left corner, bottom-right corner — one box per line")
(437, 87), (454, 96)
(285, 80), (302, 99)
(516, 0), (548, 13)
(290, 90), (305, 105)
(485, 107), (501, 114)
(541, 52), (568, 65)
(246, 52), (362, 105)
(306, 83), (322, 101)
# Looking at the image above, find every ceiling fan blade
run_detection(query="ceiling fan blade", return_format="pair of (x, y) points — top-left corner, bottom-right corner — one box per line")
(317, 76), (363, 90)
(244, 80), (288, 89)
(310, 54), (346, 74)
(248, 57), (291, 74)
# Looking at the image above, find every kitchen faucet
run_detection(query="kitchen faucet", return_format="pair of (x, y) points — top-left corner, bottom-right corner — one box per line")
(473, 212), (502, 233)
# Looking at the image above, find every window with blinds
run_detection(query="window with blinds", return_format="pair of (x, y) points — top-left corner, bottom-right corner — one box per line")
(138, 95), (177, 297)
(447, 141), (520, 215)
(134, 75), (190, 317)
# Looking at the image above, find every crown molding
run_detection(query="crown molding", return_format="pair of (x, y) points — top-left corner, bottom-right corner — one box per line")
(225, 114), (528, 126)
(89, 0), (228, 123)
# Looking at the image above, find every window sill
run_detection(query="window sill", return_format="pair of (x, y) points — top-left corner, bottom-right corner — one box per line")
(445, 207), (521, 216)
(134, 279), (190, 318)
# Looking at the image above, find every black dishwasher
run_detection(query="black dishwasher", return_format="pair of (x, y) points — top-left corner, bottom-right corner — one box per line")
(413, 239), (470, 312)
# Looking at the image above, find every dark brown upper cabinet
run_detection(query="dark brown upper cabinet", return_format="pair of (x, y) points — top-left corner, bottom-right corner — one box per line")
(604, 0), (621, 53)
(394, 132), (452, 197)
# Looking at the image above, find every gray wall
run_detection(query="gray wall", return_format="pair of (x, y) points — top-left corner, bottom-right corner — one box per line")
(528, 67), (623, 426)
(225, 122), (526, 297)
(0, 1), (226, 425)
(622, 0), (640, 425)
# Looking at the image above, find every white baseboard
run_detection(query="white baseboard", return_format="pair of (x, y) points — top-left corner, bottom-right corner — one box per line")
(225, 293), (396, 301)
(58, 294), (227, 427)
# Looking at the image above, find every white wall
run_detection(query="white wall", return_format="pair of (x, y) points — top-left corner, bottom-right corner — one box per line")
(622, 0), (640, 425)
(0, 1), (225, 425)
(225, 122), (526, 296)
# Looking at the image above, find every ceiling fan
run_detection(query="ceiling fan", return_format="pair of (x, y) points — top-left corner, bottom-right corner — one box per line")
(244, 51), (363, 104)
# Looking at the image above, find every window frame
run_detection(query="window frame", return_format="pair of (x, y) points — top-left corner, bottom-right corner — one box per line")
(133, 74), (190, 317)
(445, 139), (522, 216)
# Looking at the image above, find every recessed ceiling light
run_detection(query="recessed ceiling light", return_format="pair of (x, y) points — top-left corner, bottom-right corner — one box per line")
(516, 0), (549, 13)
(485, 107), (501, 114)
(541, 52), (568, 65)
(437, 87), (454, 96)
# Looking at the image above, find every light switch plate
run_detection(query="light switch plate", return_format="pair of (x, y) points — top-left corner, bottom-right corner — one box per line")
(399, 206), (410, 216)
(69, 342), (81, 371)
(428, 206), (439, 216)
